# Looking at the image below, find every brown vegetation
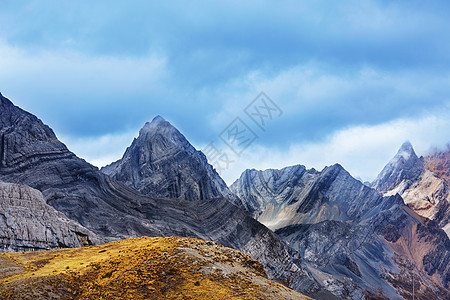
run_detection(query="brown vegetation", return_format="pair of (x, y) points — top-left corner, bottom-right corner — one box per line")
(0, 237), (311, 300)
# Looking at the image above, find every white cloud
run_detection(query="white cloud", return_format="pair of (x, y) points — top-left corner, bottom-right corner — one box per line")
(0, 39), (167, 101)
(59, 130), (138, 169)
(212, 111), (450, 185)
(209, 62), (450, 133)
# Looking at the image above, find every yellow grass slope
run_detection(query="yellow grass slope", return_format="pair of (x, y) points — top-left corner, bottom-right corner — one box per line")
(0, 236), (312, 300)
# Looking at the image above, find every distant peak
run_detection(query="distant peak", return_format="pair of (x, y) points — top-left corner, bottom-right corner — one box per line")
(372, 140), (424, 192)
(137, 116), (189, 147)
(140, 116), (169, 133)
(152, 115), (166, 123)
(400, 141), (413, 152)
(395, 141), (417, 161)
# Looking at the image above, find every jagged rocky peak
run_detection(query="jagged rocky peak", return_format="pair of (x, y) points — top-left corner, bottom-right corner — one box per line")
(102, 116), (240, 204)
(141, 115), (167, 130)
(372, 141), (424, 193)
(232, 162), (393, 229)
(138, 115), (190, 150)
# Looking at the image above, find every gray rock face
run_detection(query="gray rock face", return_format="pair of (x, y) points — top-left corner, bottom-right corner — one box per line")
(102, 116), (241, 206)
(233, 164), (450, 299)
(373, 142), (450, 237)
(0, 181), (101, 251)
(372, 141), (424, 194)
(231, 164), (390, 230)
(0, 94), (319, 295)
(230, 165), (319, 220)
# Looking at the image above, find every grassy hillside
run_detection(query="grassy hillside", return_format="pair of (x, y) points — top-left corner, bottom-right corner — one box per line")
(0, 236), (311, 299)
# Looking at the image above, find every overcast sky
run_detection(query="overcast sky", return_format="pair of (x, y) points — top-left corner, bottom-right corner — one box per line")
(1, 0), (450, 184)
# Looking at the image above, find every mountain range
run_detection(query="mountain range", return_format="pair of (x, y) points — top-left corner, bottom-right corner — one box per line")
(0, 92), (449, 299)
(231, 163), (449, 299)
(0, 93), (321, 297)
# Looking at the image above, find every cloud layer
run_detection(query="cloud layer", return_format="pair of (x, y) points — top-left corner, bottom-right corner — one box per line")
(213, 111), (450, 184)
(1, 1), (450, 184)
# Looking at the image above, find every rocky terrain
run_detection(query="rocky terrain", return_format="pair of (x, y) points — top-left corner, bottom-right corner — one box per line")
(102, 116), (241, 206)
(373, 141), (450, 237)
(0, 236), (312, 299)
(232, 163), (450, 299)
(0, 93), (322, 297)
(2, 91), (449, 299)
(0, 181), (101, 252)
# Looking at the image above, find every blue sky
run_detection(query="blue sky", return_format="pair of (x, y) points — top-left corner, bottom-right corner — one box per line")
(1, 0), (450, 184)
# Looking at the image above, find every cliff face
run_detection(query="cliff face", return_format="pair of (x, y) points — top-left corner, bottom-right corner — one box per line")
(0, 93), (319, 295)
(373, 142), (450, 237)
(0, 181), (100, 251)
(232, 164), (450, 299)
(101, 116), (241, 206)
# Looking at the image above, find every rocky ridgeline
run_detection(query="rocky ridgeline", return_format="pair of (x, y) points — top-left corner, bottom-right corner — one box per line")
(232, 163), (450, 299)
(0, 181), (100, 251)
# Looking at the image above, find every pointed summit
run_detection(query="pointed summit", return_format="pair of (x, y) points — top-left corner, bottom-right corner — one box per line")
(136, 117), (191, 156)
(372, 141), (424, 193)
(152, 115), (165, 122)
(400, 140), (413, 149)
(396, 140), (415, 160)
(140, 115), (170, 133)
(102, 117), (240, 204)
(142, 115), (166, 129)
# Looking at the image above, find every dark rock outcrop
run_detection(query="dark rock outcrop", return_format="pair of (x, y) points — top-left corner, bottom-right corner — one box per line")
(232, 163), (450, 299)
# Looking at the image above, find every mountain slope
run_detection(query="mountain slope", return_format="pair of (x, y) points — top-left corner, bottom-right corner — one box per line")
(232, 164), (450, 299)
(373, 142), (450, 237)
(0, 181), (101, 252)
(0, 93), (320, 296)
(102, 116), (241, 206)
(0, 236), (312, 300)
(230, 165), (319, 223)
